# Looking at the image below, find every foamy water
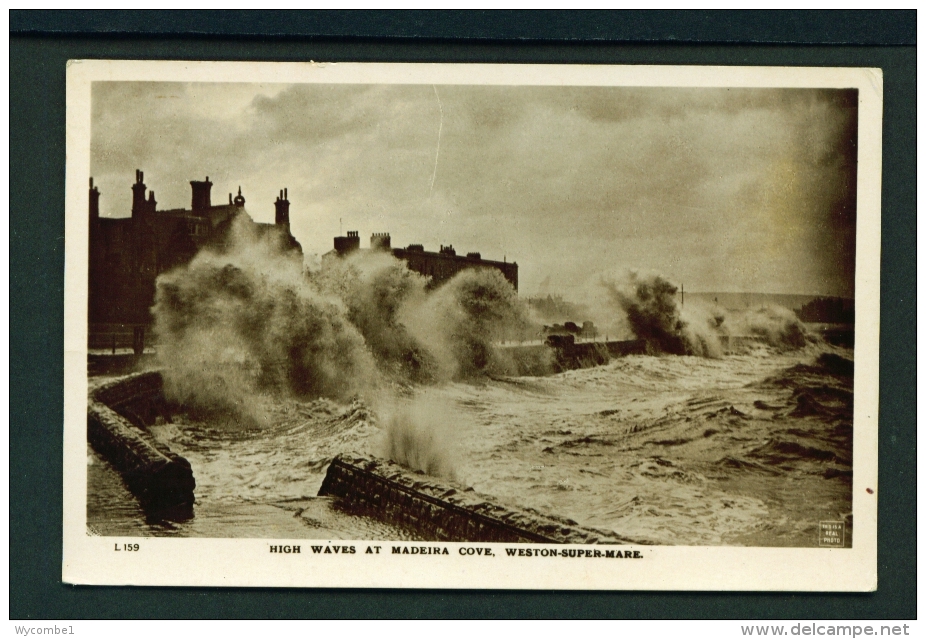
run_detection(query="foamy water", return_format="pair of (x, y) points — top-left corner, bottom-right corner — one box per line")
(88, 343), (853, 546)
(446, 344), (853, 546)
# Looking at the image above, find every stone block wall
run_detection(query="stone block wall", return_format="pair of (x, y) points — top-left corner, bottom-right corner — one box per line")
(508, 339), (649, 375)
(88, 371), (195, 511)
(92, 370), (164, 409)
(319, 454), (633, 544)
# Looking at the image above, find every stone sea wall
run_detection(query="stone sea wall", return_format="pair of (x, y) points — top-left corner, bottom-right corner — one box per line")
(507, 339), (649, 375)
(88, 375), (637, 541)
(319, 453), (635, 544)
(88, 371), (195, 511)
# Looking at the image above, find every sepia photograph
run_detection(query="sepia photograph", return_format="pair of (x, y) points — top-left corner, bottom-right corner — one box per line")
(63, 61), (881, 589)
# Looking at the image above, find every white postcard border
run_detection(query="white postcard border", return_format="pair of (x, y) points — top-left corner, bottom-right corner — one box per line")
(63, 60), (882, 591)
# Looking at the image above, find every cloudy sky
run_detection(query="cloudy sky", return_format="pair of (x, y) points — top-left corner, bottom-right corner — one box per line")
(91, 82), (858, 298)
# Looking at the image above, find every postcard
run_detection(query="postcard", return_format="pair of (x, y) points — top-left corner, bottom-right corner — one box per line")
(63, 60), (881, 589)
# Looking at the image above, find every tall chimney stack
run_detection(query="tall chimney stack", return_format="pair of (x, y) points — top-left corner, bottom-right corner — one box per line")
(89, 177), (100, 221)
(131, 169), (147, 217)
(190, 176), (213, 212)
(274, 187), (291, 227)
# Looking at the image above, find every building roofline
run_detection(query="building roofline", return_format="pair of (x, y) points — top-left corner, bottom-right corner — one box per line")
(391, 246), (516, 267)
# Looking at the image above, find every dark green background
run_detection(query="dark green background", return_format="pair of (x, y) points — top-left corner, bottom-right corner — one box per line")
(10, 11), (916, 619)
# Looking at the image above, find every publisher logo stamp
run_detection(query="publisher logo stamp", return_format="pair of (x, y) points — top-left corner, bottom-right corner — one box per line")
(819, 521), (845, 547)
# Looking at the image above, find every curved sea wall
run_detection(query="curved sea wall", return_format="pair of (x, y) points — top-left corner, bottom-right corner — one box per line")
(88, 374), (635, 541)
(87, 372), (195, 511)
(319, 453), (635, 544)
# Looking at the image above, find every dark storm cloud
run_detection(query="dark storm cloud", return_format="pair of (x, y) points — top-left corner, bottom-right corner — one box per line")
(249, 84), (392, 144)
(91, 82), (858, 298)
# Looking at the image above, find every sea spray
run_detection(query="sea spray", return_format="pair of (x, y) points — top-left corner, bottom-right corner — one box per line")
(313, 250), (435, 381)
(597, 271), (809, 356)
(154, 220), (539, 432)
(153, 217), (377, 424)
(732, 305), (809, 349)
(600, 271), (723, 357)
(379, 392), (461, 481)
(316, 253), (536, 380)
(403, 268), (535, 379)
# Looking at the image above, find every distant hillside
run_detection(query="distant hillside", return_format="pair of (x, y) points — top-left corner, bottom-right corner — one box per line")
(686, 292), (851, 312)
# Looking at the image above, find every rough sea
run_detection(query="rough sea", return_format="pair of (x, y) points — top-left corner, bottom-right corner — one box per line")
(88, 341), (854, 547)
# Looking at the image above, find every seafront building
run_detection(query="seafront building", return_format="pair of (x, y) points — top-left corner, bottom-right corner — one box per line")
(88, 171), (301, 347)
(327, 231), (518, 291)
